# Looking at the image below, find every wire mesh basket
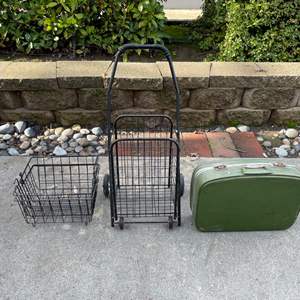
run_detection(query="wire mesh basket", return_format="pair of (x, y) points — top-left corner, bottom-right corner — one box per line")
(14, 156), (100, 226)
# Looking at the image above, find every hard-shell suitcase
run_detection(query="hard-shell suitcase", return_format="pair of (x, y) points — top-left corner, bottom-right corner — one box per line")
(190, 159), (300, 232)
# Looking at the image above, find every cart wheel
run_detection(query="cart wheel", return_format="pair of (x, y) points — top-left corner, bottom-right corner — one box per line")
(119, 217), (124, 230)
(168, 216), (174, 230)
(180, 173), (185, 197)
(103, 174), (110, 198)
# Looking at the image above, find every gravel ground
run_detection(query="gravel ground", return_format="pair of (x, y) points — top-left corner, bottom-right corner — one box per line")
(1, 121), (300, 158)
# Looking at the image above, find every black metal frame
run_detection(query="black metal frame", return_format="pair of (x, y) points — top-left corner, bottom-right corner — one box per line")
(105, 44), (183, 229)
(14, 156), (100, 226)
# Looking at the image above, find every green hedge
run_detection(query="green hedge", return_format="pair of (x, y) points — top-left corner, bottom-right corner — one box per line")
(219, 0), (300, 61)
(191, 0), (299, 62)
(191, 0), (227, 52)
(0, 0), (166, 54)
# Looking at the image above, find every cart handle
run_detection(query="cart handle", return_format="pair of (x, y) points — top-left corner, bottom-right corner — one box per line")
(106, 44), (181, 138)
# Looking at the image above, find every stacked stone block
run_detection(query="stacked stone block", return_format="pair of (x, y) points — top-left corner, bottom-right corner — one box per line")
(0, 60), (299, 127)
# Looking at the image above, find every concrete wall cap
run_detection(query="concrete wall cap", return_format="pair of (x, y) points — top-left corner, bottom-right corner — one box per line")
(57, 61), (110, 88)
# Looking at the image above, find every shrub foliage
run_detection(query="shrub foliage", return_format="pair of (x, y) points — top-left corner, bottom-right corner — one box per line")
(0, 0), (166, 54)
(191, 0), (299, 62)
(219, 0), (300, 62)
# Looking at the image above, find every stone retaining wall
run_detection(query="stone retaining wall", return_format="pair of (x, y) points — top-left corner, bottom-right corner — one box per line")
(0, 61), (299, 128)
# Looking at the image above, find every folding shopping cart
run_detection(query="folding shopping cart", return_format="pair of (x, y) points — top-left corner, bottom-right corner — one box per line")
(103, 44), (184, 229)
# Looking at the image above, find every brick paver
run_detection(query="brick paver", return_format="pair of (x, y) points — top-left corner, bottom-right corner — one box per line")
(230, 132), (265, 158)
(181, 132), (212, 157)
(206, 132), (240, 158)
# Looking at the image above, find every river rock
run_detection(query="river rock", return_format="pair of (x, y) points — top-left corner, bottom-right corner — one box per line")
(91, 127), (103, 136)
(0, 143), (8, 150)
(237, 125), (250, 132)
(0, 123), (14, 134)
(285, 128), (298, 139)
(275, 148), (288, 157)
(61, 128), (73, 137)
(80, 128), (90, 135)
(73, 133), (82, 140)
(19, 141), (30, 150)
(72, 124), (81, 132)
(7, 147), (20, 156)
(15, 121), (27, 134)
(263, 141), (272, 147)
(87, 134), (98, 142)
(3, 134), (12, 141)
(75, 146), (83, 153)
(78, 138), (89, 146)
(53, 146), (67, 156)
(54, 127), (64, 136)
(225, 127), (237, 134)
(24, 127), (37, 138)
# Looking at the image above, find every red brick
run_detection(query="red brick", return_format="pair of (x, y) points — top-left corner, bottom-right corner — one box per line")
(181, 132), (212, 157)
(230, 132), (264, 158)
(206, 132), (240, 157)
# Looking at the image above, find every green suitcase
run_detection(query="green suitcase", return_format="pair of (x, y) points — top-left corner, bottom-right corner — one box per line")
(190, 159), (300, 232)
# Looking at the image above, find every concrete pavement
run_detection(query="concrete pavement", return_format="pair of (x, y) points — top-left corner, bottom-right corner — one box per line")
(1, 156), (300, 300)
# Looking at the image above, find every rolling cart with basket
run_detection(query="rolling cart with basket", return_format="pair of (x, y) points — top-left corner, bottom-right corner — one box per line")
(103, 44), (184, 230)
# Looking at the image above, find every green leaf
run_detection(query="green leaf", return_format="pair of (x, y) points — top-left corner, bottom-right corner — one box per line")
(138, 3), (143, 12)
(47, 2), (58, 8)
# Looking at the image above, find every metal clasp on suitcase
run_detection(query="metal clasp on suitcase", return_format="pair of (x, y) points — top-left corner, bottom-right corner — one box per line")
(214, 164), (227, 170)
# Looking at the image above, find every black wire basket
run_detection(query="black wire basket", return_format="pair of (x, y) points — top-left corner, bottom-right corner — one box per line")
(14, 156), (100, 226)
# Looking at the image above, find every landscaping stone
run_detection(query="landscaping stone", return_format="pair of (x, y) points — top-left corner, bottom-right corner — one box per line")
(285, 128), (298, 139)
(77, 138), (89, 147)
(263, 141), (272, 147)
(57, 135), (69, 143)
(19, 141), (30, 150)
(0, 143), (8, 150)
(3, 134), (12, 141)
(75, 146), (83, 153)
(73, 133), (83, 140)
(55, 109), (105, 127)
(7, 147), (20, 156)
(218, 108), (271, 126)
(237, 125), (250, 132)
(14, 121), (27, 134)
(24, 127), (37, 138)
(61, 128), (73, 137)
(0, 109), (55, 125)
(72, 124), (81, 132)
(243, 88), (297, 109)
(87, 134), (97, 142)
(53, 146), (67, 156)
(167, 108), (216, 128)
(271, 108), (300, 125)
(104, 63), (163, 90)
(0, 62), (58, 90)
(80, 129), (90, 135)
(275, 148), (288, 157)
(91, 127), (102, 136)
(0, 123), (14, 134)
(0, 92), (22, 109)
(160, 89), (190, 109)
(134, 91), (160, 108)
(55, 127), (64, 136)
(190, 88), (242, 109)
(23, 90), (77, 110)
(210, 62), (300, 88)
(225, 127), (238, 134)
(57, 61), (110, 88)
(157, 62), (210, 89)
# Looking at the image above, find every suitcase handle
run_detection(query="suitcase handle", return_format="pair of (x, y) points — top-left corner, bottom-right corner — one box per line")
(242, 165), (273, 175)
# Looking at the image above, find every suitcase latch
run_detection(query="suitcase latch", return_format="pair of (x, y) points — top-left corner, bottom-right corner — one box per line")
(214, 164), (227, 170)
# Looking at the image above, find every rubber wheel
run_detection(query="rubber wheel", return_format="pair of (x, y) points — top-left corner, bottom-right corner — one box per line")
(103, 174), (110, 198)
(168, 216), (174, 230)
(180, 173), (185, 197)
(119, 217), (124, 230)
